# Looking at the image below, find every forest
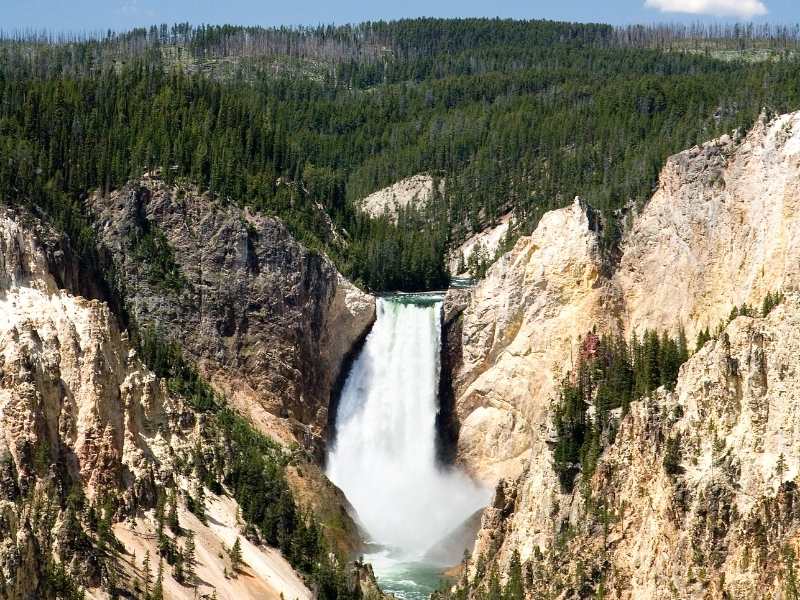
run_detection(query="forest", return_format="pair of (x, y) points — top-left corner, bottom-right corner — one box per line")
(1, 19), (800, 292)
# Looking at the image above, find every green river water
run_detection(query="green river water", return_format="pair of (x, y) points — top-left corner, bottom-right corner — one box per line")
(368, 551), (451, 600)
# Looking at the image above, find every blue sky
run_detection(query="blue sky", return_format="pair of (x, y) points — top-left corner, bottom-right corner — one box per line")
(3, 0), (798, 33)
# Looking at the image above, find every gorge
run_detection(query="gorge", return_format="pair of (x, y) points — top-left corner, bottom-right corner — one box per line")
(4, 17), (800, 600)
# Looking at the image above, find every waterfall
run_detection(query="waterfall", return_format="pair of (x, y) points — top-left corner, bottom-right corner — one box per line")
(327, 296), (488, 559)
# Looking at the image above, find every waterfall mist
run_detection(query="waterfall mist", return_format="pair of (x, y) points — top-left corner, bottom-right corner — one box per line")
(327, 297), (489, 559)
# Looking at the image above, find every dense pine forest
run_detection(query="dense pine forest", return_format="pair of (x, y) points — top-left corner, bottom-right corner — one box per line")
(2, 19), (800, 291)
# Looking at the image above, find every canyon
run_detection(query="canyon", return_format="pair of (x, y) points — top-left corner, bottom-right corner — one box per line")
(4, 106), (800, 599)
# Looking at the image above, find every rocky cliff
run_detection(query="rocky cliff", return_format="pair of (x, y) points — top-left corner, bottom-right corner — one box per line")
(0, 207), (313, 599)
(481, 297), (800, 599)
(445, 111), (800, 598)
(617, 111), (800, 342)
(89, 177), (375, 452)
(0, 202), (379, 598)
(447, 198), (619, 484)
(0, 207), (173, 509)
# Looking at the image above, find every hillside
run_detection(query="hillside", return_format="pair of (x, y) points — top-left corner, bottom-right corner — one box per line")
(3, 20), (800, 291)
(0, 205), (377, 599)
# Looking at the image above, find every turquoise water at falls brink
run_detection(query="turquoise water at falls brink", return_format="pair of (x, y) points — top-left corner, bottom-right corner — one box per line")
(327, 296), (489, 599)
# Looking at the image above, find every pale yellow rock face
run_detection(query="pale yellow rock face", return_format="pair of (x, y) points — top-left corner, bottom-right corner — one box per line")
(455, 112), (800, 596)
(0, 211), (313, 600)
(598, 299), (800, 598)
(448, 213), (512, 275)
(457, 112), (800, 483)
(454, 198), (619, 484)
(0, 212), (172, 501)
(358, 174), (443, 221)
(509, 297), (800, 598)
(618, 112), (800, 341)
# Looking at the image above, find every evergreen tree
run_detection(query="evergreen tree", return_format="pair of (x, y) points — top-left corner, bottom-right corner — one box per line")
(229, 538), (243, 575)
(152, 559), (164, 600)
(777, 453), (788, 482)
(142, 550), (151, 599)
(663, 434), (683, 477)
(504, 550), (524, 600)
(155, 492), (166, 548)
(486, 567), (502, 600)
(696, 328), (712, 352)
(97, 499), (113, 553)
(189, 480), (206, 524)
(183, 531), (196, 583)
(167, 489), (180, 533)
(173, 548), (185, 583)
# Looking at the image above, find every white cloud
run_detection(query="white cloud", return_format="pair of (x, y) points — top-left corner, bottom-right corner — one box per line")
(118, 0), (139, 17)
(644, 0), (768, 18)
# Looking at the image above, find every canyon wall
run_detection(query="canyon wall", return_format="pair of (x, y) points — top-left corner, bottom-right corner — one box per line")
(447, 198), (620, 484)
(0, 208), (315, 599)
(481, 297), (800, 598)
(0, 199), (377, 598)
(448, 111), (800, 597)
(90, 178), (375, 451)
(617, 111), (800, 341)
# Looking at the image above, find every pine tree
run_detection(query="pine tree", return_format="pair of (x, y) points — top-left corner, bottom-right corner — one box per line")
(677, 324), (689, 362)
(142, 550), (151, 599)
(97, 499), (113, 552)
(174, 548), (185, 583)
(777, 453), (787, 482)
(190, 480), (206, 524)
(152, 559), (164, 600)
(504, 550), (524, 600)
(229, 537), (243, 575)
(696, 328), (711, 352)
(663, 434), (682, 477)
(155, 492), (166, 547)
(167, 489), (180, 533)
(183, 531), (196, 582)
(486, 567), (502, 600)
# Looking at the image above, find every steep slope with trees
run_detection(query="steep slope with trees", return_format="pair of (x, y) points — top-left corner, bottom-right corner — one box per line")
(0, 207), (368, 599)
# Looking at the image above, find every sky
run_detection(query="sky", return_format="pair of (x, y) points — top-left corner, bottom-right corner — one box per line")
(2, 0), (798, 33)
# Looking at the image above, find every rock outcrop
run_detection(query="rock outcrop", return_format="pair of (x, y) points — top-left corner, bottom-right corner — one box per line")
(446, 111), (800, 597)
(89, 178), (375, 452)
(0, 207), (174, 508)
(0, 204), (379, 599)
(493, 297), (800, 598)
(358, 174), (444, 221)
(447, 213), (512, 276)
(448, 198), (619, 483)
(617, 111), (800, 341)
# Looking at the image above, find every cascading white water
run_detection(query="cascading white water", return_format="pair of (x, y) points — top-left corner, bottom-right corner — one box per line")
(327, 296), (489, 563)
